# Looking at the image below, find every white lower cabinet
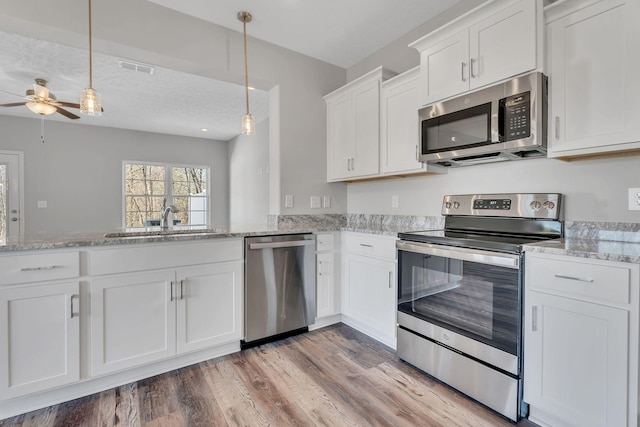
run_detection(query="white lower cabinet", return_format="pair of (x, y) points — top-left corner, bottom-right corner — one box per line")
(0, 282), (80, 399)
(316, 232), (340, 319)
(90, 261), (242, 377)
(176, 263), (242, 354)
(342, 233), (397, 348)
(524, 252), (639, 427)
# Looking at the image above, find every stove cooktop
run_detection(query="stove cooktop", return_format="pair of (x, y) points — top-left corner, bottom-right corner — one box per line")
(397, 229), (549, 254)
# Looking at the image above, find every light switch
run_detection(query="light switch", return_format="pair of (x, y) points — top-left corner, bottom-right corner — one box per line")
(323, 196), (331, 208)
(392, 195), (399, 209)
(37, 200), (47, 208)
(310, 196), (321, 209)
(285, 194), (294, 208)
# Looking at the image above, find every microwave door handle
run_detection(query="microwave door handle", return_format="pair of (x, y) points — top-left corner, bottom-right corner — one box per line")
(498, 98), (506, 142)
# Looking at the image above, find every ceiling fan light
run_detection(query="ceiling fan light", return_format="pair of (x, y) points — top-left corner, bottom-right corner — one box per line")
(242, 113), (255, 135)
(26, 102), (56, 116)
(80, 87), (102, 116)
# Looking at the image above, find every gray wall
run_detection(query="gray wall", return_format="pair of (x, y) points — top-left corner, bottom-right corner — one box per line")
(347, 156), (640, 222)
(0, 0), (348, 218)
(0, 115), (229, 234)
(228, 119), (270, 226)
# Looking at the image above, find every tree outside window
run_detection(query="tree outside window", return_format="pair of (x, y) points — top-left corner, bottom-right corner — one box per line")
(124, 162), (208, 228)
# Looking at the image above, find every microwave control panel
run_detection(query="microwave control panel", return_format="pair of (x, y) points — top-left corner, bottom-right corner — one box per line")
(500, 91), (531, 141)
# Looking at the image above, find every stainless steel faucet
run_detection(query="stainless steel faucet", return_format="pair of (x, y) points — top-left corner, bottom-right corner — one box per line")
(160, 198), (179, 230)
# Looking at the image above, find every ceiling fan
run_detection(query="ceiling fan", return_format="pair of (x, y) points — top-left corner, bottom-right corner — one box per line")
(0, 78), (102, 120)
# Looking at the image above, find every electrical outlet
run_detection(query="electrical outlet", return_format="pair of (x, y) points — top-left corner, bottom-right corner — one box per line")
(392, 195), (399, 209)
(285, 194), (294, 208)
(310, 196), (321, 209)
(323, 196), (331, 208)
(37, 200), (47, 209)
(629, 188), (640, 211)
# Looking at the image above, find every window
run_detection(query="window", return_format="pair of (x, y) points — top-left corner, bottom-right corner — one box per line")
(124, 162), (209, 228)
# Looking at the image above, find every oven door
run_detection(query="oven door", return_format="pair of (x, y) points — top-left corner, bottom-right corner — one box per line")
(396, 241), (521, 359)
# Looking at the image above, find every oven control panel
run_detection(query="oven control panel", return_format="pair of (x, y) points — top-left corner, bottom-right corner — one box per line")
(442, 193), (562, 219)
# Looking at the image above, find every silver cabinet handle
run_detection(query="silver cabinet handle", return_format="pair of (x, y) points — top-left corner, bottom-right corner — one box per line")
(170, 281), (175, 301)
(388, 271), (393, 289)
(461, 62), (466, 82)
(70, 294), (79, 319)
(318, 260), (323, 276)
(415, 145), (419, 161)
(555, 116), (560, 140)
(21, 265), (60, 271)
(11, 217), (18, 222)
(180, 280), (185, 300)
(347, 158), (350, 171)
(532, 305), (538, 332)
(359, 243), (373, 248)
(554, 274), (594, 283)
(470, 58), (476, 78)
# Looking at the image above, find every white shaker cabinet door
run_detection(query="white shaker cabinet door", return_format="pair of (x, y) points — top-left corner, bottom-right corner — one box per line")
(547, 0), (640, 157)
(524, 290), (629, 427)
(90, 270), (176, 376)
(175, 262), (243, 354)
(419, 31), (469, 106)
(0, 282), (80, 399)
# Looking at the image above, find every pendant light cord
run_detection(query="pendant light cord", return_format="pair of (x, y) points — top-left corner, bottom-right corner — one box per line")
(243, 20), (249, 115)
(88, 0), (93, 89)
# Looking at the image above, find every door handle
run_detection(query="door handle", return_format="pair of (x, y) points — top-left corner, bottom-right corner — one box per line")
(532, 305), (538, 332)
(11, 217), (18, 222)
(461, 62), (466, 82)
(180, 280), (185, 300)
(70, 294), (79, 319)
(248, 240), (314, 250)
(388, 271), (393, 289)
(470, 58), (476, 78)
(170, 281), (175, 301)
(555, 116), (560, 140)
(554, 274), (594, 283)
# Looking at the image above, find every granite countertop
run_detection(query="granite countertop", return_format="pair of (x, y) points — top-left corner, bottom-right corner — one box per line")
(0, 225), (343, 252)
(524, 238), (640, 264)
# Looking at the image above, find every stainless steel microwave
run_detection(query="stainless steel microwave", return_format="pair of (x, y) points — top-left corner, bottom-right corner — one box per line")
(419, 72), (547, 167)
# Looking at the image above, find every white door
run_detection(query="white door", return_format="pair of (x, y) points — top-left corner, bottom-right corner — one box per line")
(175, 262), (242, 354)
(352, 79), (381, 178)
(316, 252), (335, 318)
(419, 31), (470, 105)
(0, 282), (80, 399)
(0, 151), (23, 242)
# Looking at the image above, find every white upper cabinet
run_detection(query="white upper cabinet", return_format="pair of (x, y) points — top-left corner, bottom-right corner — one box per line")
(410, 0), (540, 106)
(380, 67), (446, 176)
(546, 0), (640, 158)
(325, 67), (394, 182)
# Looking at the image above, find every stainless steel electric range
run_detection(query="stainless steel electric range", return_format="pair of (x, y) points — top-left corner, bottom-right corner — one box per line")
(396, 193), (563, 422)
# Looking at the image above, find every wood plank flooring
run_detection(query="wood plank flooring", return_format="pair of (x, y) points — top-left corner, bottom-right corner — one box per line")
(0, 324), (534, 426)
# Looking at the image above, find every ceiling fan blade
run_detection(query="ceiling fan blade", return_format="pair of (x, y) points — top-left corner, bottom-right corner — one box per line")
(0, 102), (27, 107)
(0, 89), (29, 100)
(33, 83), (49, 100)
(57, 101), (81, 109)
(55, 107), (80, 120)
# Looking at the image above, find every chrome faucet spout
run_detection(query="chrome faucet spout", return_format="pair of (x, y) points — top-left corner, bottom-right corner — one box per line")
(160, 204), (179, 230)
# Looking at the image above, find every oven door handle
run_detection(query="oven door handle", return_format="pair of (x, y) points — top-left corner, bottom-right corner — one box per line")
(396, 241), (520, 269)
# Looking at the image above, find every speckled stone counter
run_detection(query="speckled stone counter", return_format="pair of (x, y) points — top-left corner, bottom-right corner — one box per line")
(524, 221), (640, 264)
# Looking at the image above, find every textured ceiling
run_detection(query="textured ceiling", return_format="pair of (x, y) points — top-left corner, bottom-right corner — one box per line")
(148, 0), (462, 68)
(0, 31), (269, 141)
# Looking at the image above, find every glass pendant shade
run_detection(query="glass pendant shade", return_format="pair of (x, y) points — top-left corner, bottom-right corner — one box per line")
(242, 113), (255, 135)
(80, 88), (102, 116)
(26, 102), (56, 116)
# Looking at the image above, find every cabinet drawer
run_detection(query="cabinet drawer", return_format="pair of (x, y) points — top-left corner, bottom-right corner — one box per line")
(344, 233), (396, 260)
(89, 239), (243, 276)
(526, 255), (631, 305)
(316, 233), (335, 252)
(0, 252), (80, 285)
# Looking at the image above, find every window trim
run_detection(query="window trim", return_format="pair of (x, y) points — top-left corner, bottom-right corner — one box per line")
(121, 160), (211, 229)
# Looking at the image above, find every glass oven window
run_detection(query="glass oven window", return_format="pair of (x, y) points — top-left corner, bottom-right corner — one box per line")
(398, 250), (519, 355)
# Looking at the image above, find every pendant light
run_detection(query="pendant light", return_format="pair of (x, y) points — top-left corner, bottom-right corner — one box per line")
(238, 11), (255, 135)
(80, 0), (102, 116)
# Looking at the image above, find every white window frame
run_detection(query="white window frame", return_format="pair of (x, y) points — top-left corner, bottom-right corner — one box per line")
(122, 160), (211, 229)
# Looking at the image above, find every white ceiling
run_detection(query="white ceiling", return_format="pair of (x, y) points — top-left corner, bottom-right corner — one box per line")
(0, 0), (463, 140)
(147, 0), (461, 69)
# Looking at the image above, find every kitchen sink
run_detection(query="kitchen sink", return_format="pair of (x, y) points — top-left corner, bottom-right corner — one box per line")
(103, 229), (226, 238)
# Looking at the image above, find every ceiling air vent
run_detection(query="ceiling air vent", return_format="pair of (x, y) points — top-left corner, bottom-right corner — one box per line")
(118, 60), (155, 75)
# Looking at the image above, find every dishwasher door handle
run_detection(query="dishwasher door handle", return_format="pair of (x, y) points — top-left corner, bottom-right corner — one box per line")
(248, 240), (315, 250)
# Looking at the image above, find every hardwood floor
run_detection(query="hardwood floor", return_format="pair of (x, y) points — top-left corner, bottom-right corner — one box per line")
(0, 324), (528, 426)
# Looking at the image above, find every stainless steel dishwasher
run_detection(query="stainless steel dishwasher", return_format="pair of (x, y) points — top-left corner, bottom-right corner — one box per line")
(242, 233), (316, 349)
